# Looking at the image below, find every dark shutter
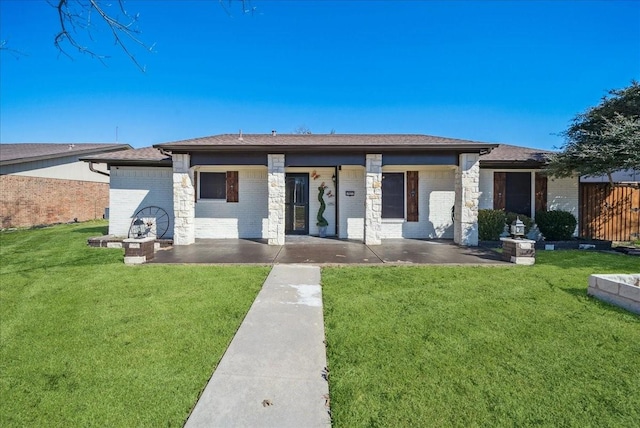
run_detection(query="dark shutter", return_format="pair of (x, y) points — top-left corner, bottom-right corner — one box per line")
(494, 172), (506, 210)
(194, 172), (198, 203)
(535, 173), (547, 213)
(406, 171), (419, 222)
(226, 171), (239, 203)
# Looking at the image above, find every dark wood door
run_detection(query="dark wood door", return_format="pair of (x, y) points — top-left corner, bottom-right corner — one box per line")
(505, 172), (531, 216)
(285, 174), (309, 235)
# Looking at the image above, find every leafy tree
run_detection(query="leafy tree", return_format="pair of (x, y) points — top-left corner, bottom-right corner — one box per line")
(546, 81), (640, 185)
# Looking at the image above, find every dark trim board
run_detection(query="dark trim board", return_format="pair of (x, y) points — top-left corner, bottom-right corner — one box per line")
(382, 152), (458, 166)
(191, 152), (268, 166)
(285, 152), (366, 167)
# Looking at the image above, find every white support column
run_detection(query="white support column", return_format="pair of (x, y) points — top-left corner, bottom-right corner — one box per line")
(268, 154), (285, 246)
(365, 154), (382, 245)
(454, 153), (480, 246)
(172, 153), (195, 245)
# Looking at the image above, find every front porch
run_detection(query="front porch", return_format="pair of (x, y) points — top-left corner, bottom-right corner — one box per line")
(148, 237), (506, 265)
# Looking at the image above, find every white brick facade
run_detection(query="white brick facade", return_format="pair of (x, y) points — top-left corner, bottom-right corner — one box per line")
(479, 169), (580, 236)
(108, 167), (174, 238)
(108, 151), (496, 246)
(195, 168), (268, 239)
(548, 175), (580, 236)
(338, 167), (365, 240)
(172, 154), (195, 245)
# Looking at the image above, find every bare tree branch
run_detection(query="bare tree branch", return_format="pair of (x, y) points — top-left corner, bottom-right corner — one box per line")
(52, 0), (153, 71)
(0, 39), (29, 59)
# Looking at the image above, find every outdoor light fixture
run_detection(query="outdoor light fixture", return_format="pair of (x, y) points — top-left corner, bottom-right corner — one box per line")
(510, 216), (526, 239)
(332, 174), (336, 184)
(131, 218), (145, 238)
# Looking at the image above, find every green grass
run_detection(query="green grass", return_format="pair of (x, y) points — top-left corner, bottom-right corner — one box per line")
(0, 221), (270, 427)
(322, 252), (640, 427)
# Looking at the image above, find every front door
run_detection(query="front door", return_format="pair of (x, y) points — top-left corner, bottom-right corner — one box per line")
(285, 174), (309, 235)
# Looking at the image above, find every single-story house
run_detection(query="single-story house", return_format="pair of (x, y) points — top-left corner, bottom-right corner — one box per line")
(83, 134), (582, 246)
(0, 143), (131, 228)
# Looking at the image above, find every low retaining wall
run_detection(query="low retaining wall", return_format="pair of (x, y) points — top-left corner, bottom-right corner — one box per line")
(588, 274), (640, 315)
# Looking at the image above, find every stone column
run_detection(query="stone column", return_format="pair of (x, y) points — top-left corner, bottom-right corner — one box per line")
(172, 153), (195, 245)
(454, 153), (480, 246)
(365, 154), (382, 245)
(268, 154), (285, 245)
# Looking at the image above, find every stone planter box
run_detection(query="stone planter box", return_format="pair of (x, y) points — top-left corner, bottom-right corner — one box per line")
(588, 274), (640, 315)
(499, 237), (536, 265)
(123, 237), (156, 265)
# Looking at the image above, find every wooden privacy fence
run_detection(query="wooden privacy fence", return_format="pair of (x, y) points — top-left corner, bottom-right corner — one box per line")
(580, 183), (640, 241)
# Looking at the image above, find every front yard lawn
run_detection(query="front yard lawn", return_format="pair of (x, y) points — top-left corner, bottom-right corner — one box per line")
(323, 252), (640, 427)
(0, 222), (269, 427)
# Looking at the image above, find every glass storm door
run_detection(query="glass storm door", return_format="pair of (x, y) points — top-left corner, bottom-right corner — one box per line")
(285, 174), (309, 235)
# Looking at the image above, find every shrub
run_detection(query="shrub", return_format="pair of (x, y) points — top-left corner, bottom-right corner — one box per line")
(535, 210), (577, 241)
(505, 212), (533, 235)
(478, 209), (506, 240)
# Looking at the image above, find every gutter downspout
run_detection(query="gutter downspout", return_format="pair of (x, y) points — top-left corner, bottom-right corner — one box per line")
(89, 162), (110, 177)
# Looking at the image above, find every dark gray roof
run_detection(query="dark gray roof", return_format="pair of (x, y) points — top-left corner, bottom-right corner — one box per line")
(155, 133), (498, 152)
(81, 147), (172, 166)
(479, 144), (553, 168)
(82, 138), (555, 168)
(0, 143), (131, 166)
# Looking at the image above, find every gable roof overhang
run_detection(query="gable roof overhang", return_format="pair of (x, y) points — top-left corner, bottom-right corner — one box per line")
(0, 143), (132, 167)
(479, 144), (552, 169)
(80, 147), (172, 167)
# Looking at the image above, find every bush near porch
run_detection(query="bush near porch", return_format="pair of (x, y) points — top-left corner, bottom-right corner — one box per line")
(0, 221), (269, 427)
(322, 254), (640, 427)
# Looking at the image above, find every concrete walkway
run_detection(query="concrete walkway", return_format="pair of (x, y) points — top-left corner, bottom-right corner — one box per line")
(185, 265), (331, 428)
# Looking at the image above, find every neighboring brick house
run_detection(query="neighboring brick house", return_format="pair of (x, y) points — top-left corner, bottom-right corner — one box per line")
(84, 133), (497, 246)
(0, 143), (131, 228)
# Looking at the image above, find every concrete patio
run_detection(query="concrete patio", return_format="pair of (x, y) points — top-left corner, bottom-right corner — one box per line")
(149, 237), (506, 265)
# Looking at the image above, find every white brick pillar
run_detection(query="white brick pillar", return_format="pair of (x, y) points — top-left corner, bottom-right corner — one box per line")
(268, 154), (285, 245)
(172, 153), (195, 245)
(454, 153), (480, 246)
(365, 154), (382, 245)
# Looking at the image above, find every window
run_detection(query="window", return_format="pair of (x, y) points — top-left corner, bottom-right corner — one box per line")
(200, 172), (226, 200)
(198, 171), (239, 202)
(382, 172), (404, 218)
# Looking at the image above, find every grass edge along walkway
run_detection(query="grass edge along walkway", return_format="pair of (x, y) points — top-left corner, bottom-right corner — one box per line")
(1, 221), (270, 427)
(322, 253), (640, 427)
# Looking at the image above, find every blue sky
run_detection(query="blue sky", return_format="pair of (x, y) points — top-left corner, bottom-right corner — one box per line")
(1, 0), (638, 150)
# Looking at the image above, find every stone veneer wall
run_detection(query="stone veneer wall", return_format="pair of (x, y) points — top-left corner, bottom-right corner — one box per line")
(454, 153), (480, 246)
(365, 154), (382, 245)
(268, 154), (285, 245)
(0, 175), (109, 228)
(172, 153), (195, 245)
